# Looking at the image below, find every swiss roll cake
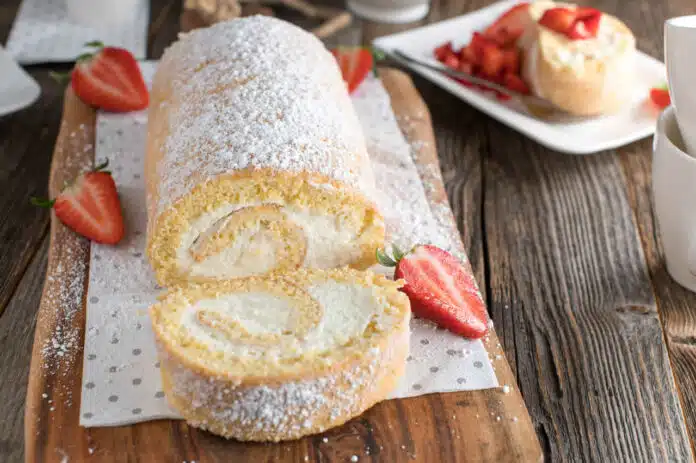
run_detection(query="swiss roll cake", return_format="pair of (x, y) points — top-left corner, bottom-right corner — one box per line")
(150, 268), (411, 441)
(145, 16), (384, 285)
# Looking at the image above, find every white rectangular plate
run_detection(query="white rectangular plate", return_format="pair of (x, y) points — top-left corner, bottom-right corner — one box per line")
(0, 45), (40, 117)
(373, 0), (666, 154)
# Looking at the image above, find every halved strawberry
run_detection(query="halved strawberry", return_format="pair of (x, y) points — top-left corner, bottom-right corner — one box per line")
(480, 43), (505, 79)
(538, 7), (577, 35)
(460, 44), (478, 65)
(331, 47), (373, 94)
(69, 42), (149, 112)
(503, 73), (530, 94)
(649, 86), (671, 109)
(377, 245), (489, 339)
(32, 161), (125, 244)
(483, 3), (531, 46)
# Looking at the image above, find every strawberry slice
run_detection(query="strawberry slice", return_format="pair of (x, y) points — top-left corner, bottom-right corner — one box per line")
(377, 245), (489, 339)
(69, 42), (149, 112)
(483, 3), (531, 46)
(649, 86), (671, 109)
(331, 47), (373, 94)
(538, 7), (577, 35)
(32, 161), (125, 244)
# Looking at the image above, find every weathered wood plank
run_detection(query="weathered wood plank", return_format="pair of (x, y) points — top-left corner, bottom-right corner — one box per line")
(0, 238), (48, 463)
(483, 127), (693, 460)
(0, 70), (65, 315)
(619, 141), (696, 456)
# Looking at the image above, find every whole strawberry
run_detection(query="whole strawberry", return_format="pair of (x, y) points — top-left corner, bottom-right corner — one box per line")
(377, 244), (489, 339)
(32, 160), (125, 244)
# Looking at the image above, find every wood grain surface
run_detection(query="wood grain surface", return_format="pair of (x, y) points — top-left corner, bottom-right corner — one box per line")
(3, 0), (696, 461)
(23, 67), (542, 462)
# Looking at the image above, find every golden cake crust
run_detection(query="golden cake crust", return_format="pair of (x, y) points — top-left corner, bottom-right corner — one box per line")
(150, 268), (411, 441)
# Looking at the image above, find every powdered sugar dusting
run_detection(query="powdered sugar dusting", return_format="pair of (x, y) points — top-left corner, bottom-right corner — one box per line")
(39, 123), (92, 378)
(79, 62), (497, 428)
(352, 77), (468, 264)
(152, 16), (374, 215)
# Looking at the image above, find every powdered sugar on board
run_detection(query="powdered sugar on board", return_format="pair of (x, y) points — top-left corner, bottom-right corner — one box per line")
(79, 61), (497, 427)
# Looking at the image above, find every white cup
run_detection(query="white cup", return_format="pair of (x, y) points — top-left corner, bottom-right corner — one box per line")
(347, 0), (430, 24)
(653, 106), (696, 292)
(66, 0), (141, 27)
(665, 15), (696, 157)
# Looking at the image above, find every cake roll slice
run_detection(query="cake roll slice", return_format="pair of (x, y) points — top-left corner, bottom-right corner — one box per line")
(146, 16), (384, 286)
(150, 268), (411, 441)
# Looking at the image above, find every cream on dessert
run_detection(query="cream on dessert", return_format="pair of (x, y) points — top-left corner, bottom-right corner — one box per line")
(175, 201), (372, 280)
(150, 268), (411, 441)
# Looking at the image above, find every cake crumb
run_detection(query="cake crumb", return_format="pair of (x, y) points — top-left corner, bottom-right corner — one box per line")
(351, 456), (359, 462)
(42, 393), (48, 399)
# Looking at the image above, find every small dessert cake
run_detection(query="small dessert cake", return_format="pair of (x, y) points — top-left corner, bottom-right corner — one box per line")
(520, 1), (636, 115)
(150, 268), (411, 441)
(146, 16), (384, 286)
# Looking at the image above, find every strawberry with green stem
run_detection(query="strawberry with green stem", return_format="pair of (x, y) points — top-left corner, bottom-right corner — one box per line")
(377, 244), (489, 339)
(32, 160), (125, 244)
(52, 41), (149, 112)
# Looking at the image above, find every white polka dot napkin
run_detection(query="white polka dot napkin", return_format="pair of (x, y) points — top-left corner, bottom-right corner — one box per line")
(80, 62), (498, 427)
(4, 0), (148, 64)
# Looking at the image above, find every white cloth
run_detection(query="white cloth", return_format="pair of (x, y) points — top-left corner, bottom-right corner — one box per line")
(5, 0), (148, 64)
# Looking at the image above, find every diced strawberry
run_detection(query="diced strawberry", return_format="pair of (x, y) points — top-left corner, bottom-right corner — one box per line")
(483, 3), (531, 46)
(460, 44), (478, 65)
(649, 86), (671, 109)
(32, 161), (125, 244)
(458, 60), (474, 75)
(470, 32), (493, 60)
(443, 53), (460, 69)
(480, 43), (505, 79)
(434, 41), (455, 61)
(70, 42), (149, 112)
(538, 7), (577, 35)
(502, 48), (520, 74)
(503, 72), (530, 94)
(331, 47), (373, 93)
(377, 245), (489, 339)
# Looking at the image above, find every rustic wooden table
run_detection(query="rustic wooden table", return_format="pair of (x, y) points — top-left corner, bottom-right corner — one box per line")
(2, 0), (696, 461)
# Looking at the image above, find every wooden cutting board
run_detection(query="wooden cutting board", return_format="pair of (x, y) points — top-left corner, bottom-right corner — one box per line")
(24, 68), (542, 463)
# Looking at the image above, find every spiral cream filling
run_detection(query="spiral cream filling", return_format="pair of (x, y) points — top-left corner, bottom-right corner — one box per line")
(176, 203), (364, 279)
(179, 282), (390, 359)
